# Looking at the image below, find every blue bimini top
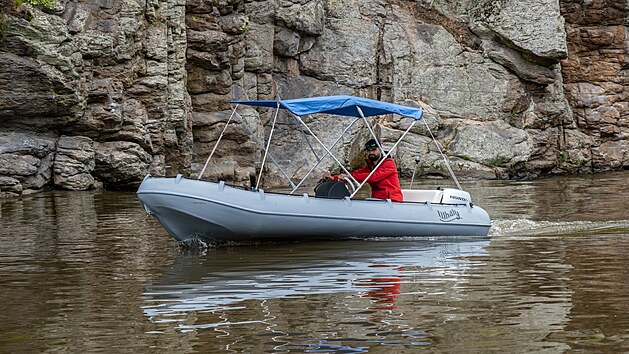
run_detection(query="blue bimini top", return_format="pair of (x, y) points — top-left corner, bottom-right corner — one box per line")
(231, 95), (423, 120)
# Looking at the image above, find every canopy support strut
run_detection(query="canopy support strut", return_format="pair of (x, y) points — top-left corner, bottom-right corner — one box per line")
(423, 119), (462, 190)
(295, 117), (322, 162)
(294, 116), (360, 188)
(197, 106), (237, 180)
(256, 103), (280, 190)
(232, 109), (296, 189)
(289, 117), (361, 194)
(356, 106), (384, 152)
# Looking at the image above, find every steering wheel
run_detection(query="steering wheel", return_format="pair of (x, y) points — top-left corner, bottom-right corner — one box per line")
(341, 176), (357, 193)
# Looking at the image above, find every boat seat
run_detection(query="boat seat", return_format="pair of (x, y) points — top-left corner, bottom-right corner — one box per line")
(315, 181), (350, 199)
(401, 189), (443, 203)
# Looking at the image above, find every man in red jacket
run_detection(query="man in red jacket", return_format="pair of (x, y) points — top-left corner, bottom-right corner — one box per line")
(323, 139), (404, 202)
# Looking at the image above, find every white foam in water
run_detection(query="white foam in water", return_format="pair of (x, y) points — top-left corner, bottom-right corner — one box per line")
(490, 218), (629, 237)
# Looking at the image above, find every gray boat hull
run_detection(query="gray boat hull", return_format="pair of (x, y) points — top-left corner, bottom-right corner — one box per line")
(136, 175), (491, 242)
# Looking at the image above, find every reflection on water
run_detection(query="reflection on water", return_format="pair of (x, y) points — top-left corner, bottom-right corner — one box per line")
(144, 238), (488, 317)
(143, 238), (490, 351)
(1, 172), (629, 352)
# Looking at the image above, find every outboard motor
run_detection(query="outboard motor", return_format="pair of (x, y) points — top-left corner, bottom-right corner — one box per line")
(440, 188), (472, 204)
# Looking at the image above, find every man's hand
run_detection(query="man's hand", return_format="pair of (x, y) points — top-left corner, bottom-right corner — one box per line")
(322, 171), (333, 181)
(338, 173), (348, 181)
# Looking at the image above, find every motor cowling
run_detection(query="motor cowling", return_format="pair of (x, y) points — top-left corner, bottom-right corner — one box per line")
(441, 188), (472, 204)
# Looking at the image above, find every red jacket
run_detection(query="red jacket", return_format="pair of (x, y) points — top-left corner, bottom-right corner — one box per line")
(335, 157), (403, 202)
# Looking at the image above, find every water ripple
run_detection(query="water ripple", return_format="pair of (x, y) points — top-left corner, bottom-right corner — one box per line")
(3, 172), (629, 353)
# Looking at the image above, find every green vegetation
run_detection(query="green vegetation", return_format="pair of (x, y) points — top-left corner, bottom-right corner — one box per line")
(507, 110), (518, 126)
(558, 151), (568, 164)
(239, 19), (248, 32)
(489, 155), (505, 167)
(15, 0), (57, 9)
(15, 0), (56, 10)
(442, 139), (451, 149)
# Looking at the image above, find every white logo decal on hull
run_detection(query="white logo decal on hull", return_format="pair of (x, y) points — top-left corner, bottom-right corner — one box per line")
(438, 209), (462, 222)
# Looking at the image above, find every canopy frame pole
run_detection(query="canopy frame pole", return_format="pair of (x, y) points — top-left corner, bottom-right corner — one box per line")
(255, 103), (281, 190)
(356, 106), (384, 152)
(294, 116), (322, 162)
(197, 105), (237, 180)
(423, 118), (462, 190)
(232, 109), (296, 189)
(289, 117), (361, 194)
(283, 92), (322, 162)
(294, 115), (360, 188)
(350, 119), (417, 198)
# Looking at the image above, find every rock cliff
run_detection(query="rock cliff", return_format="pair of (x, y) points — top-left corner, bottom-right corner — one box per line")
(0, 0), (627, 196)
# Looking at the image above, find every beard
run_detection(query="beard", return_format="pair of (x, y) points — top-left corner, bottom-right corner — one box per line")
(367, 153), (380, 162)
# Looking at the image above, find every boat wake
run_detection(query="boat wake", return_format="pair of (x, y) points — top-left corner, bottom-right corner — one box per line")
(490, 219), (629, 237)
(174, 219), (629, 251)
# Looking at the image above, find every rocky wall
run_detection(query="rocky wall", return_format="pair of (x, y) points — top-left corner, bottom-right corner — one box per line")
(0, 0), (627, 197)
(187, 0), (626, 190)
(190, 0), (578, 185)
(0, 0), (191, 196)
(560, 0), (629, 173)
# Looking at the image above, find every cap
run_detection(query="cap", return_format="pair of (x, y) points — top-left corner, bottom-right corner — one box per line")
(364, 139), (379, 150)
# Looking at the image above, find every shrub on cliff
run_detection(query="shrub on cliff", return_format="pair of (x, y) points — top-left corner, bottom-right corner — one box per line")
(15, 0), (55, 9)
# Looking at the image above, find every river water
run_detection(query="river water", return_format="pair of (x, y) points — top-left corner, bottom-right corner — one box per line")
(1, 171), (628, 353)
